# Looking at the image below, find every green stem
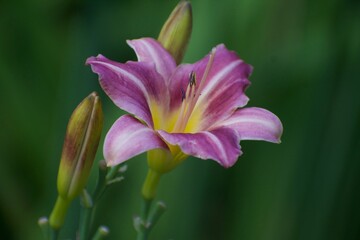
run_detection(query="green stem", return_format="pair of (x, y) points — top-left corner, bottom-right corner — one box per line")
(136, 198), (152, 240)
(106, 164), (123, 182)
(92, 161), (108, 202)
(141, 198), (152, 222)
(50, 228), (59, 240)
(79, 207), (93, 240)
(136, 230), (147, 240)
(136, 169), (163, 240)
(78, 162), (108, 239)
(38, 217), (50, 240)
(78, 163), (125, 240)
(79, 190), (94, 240)
(141, 169), (161, 200)
(147, 202), (166, 231)
(93, 164), (124, 202)
(49, 196), (71, 230)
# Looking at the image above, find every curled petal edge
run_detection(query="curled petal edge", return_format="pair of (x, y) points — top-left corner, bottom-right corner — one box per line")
(158, 127), (242, 168)
(216, 107), (283, 143)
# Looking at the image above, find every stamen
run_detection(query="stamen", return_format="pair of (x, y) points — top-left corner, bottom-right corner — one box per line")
(189, 71), (196, 87)
(173, 49), (217, 133)
(183, 49), (216, 119)
(181, 88), (186, 102)
(194, 48), (216, 99)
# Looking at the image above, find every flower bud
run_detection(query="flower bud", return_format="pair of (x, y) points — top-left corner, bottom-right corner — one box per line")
(50, 92), (103, 230)
(158, 1), (192, 64)
(57, 92), (103, 200)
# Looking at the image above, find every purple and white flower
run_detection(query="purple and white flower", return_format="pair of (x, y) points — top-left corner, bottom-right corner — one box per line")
(87, 38), (282, 170)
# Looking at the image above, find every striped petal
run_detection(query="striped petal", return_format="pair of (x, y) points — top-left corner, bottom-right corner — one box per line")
(104, 115), (168, 166)
(86, 54), (167, 128)
(127, 38), (176, 81)
(158, 127), (242, 168)
(217, 107), (283, 143)
(193, 45), (252, 129)
(168, 44), (253, 131)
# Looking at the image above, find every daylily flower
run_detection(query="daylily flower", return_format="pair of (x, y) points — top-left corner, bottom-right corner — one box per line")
(86, 38), (282, 173)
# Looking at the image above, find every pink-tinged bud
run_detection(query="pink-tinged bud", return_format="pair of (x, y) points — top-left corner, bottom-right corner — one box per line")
(50, 92), (103, 229)
(158, 1), (192, 64)
(57, 92), (103, 200)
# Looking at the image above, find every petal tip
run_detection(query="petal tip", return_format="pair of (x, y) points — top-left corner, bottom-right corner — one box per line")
(85, 56), (95, 65)
(126, 39), (134, 47)
(86, 54), (106, 65)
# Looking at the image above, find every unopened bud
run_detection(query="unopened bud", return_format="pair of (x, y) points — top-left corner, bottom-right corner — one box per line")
(158, 1), (192, 64)
(50, 92), (103, 230)
(57, 92), (103, 200)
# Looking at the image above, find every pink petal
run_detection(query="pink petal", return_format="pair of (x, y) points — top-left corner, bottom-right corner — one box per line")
(127, 38), (176, 81)
(158, 128), (242, 168)
(104, 115), (168, 166)
(86, 54), (168, 128)
(169, 44), (253, 130)
(217, 107), (283, 143)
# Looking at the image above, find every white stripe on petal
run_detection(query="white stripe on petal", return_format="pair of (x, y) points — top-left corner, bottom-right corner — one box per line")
(94, 61), (150, 102)
(216, 107), (283, 143)
(104, 115), (168, 166)
(202, 131), (228, 166)
(200, 60), (242, 99)
(127, 38), (176, 81)
(221, 116), (279, 133)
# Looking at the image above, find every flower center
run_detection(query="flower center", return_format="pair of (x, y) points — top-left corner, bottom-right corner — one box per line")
(172, 49), (216, 133)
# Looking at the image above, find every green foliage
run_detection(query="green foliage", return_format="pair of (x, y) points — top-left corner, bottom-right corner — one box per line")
(0, 0), (359, 239)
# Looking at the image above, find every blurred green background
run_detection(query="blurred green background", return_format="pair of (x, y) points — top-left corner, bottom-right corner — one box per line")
(1, 0), (359, 239)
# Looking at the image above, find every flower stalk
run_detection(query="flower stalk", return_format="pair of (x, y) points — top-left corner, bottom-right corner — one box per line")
(79, 189), (93, 240)
(38, 217), (50, 240)
(135, 169), (167, 240)
(49, 196), (71, 230)
(77, 162), (126, 240)
(141, 169), (162, 200)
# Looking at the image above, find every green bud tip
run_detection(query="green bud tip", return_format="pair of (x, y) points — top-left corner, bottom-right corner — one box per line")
(158, 0), (192, 64)
(38, 217), (50, 239)
(57, 92), (103, 201)
(38, 217), (49, 226)
(133, 216), (144, 232)
(92, 225), (110, 240)
(118, 164), (128, 173)
(156, 201), (167, 210)
(99, 226), (110, 235)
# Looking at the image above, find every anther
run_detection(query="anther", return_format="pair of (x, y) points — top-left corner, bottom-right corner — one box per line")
(189, 71), (196, 87)
(181, 88), (186, 102)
